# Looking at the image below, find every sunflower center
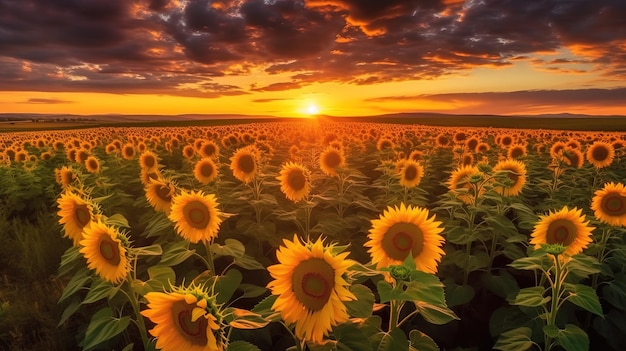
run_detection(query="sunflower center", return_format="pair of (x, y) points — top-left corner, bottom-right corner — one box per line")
(292, 258), (334, 311)
(238, 154), (255, 174)
(183, 200), (210, 229)
(144, 155), (155, 168)
(287, 169), (306, 191)
(156, 185), (173, 202)
(98, 236), (121, 265)
(200, 163), (214, 177)
(601, 193), (626, 216)
(173, 301), (209, 345)
(203, 144), (216, 156)
(324, 152), (341, 168)
(592, 146), (609, 161)
(381, 222), (424, 261)
(74, 205), (91, 227)
(87, 159), (98, 170)
(404, 165), (417, 181)
(546, 219), (577, 246)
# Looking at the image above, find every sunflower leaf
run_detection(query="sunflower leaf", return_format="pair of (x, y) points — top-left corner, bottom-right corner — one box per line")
(212, 239), (245, 259)
(82, 279), (117, 304)
(345, 284), (375, 318)
(566, 254), (601, 279)
(544, 324), (589, 351)
(227, 340), (262, 351)
(82, 307), (130, 350)
(160, 240), (195, 266)
(563, 283), (603, 317)
(493, 327), (534, 351)
(409, 330), (439, 351)
(333, 322), (374, 351)
(251, 294), (282, 322)
(104, 213), (129, 228)
(215, 269), (243, 305)
(59, 269), (92, 303)
(512, 286), (550, 307)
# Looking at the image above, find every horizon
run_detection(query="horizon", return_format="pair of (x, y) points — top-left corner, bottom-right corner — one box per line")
(1, 1), (626, 118)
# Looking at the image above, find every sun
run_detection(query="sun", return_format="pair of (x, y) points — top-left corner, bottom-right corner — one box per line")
(306, 103), (319, 115)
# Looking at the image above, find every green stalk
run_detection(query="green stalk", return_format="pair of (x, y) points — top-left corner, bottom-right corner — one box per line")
(125, 274), (149, 348)
(545, 254), (563, 350)
(205, 240), (216, 276)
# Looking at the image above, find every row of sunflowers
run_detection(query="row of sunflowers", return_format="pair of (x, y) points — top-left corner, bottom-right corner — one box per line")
(1, 119), (626, 351)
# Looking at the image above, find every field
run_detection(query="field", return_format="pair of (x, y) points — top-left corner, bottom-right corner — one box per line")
(1, 117), (625, 351)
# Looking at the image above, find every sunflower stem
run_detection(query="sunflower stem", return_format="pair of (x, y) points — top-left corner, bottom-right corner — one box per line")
(388, 299), (402, 332)
(545, 253), (563, 350)
(205, 240), (216, 276)
(125, 274), (149, 348)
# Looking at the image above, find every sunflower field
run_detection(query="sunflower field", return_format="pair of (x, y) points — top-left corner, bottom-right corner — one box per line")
(1, 119), (625, 351)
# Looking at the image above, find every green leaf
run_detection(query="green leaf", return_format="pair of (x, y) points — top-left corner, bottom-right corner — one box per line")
(58, 296), (82, 326)
(212, 239), (245, 259)
(345, 284), (375, 318)
(602, 273), (626, 309)
(493, 327), (534, 351)
(566, 254), (601, 278)
(563, 283), (603, 317)
(133, 244), (163, 256)
(409, 330), (439, 351)
(233, 254), (265, 270)
(251, 294), (281, 322)
(59, 269), (92, 303)
(82, 307), (130, 350)
(370, 327), (409, 351)
(403, 273), (458, 324)
(333, 322), (374, 351)
(58, 246), (82, 277)
(481, 270), (520, 299)
(160, 240), (195, 266)
(215, 269), (243, 305)
(227, 340), (262, 351)
(444, 280), (475, 307)
(508, 255), (550, 272)
(82, 279), (118, 304)
(238, 284), (267, 299)
(512, 286), (549, 307)
(142, 265), (176, 294)
(105, 213), (129, 228)
(377, 280), (395, 304)
(544, 324), (589, 351)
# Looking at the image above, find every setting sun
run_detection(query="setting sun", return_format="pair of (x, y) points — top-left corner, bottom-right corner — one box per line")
(306, 103), (320, 115)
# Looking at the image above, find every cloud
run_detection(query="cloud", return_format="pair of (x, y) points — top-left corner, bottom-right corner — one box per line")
(251, 82), (302, 92)
(0, 0), (624, 96)
(252, 98), (292, 103)
(367, 87), (626, 114)
(20, 98), (75, 104)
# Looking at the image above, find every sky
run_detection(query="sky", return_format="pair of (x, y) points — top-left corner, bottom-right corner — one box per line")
(1, 0), (626, 118)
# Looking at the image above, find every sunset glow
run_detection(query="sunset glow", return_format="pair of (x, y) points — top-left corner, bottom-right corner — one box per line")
(0, 0), (625, 118)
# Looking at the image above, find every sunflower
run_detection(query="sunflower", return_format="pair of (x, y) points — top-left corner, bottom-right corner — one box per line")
(435, 134), (450, 148)
(199, 140), (220, 159)
(560, 147), (584, 168)
(398, 159), (424, 188)
(277, 162), (311, 202)
(182, 145), (196, 159)
(586, 141), (615, 169)
(139, 150), (159, 171)
(145, 178), (176, 214)
(84, 155), (100, 174)
(448, 165), (484, 205)
(507, 144), (527, 159)
(141, 284), (225, 351)
(55, 165), (75, 189)
(169, 190), (222, 243)
(591, 182), (626, 226)
(194, 158), (218, 184)
(530, 206), (594, 256)
(365, 203), (445, 273)
(492, 159), (527, 196)
(121, 143), (135, 160)
(376, 137), (395, 151)
(57, 191), (95, 246)
(229, 147), (257, 184)
(475, 142), (490, 153)
(79, 221), (130, 284)
(267, 235), (355, 344)
(319, 146), (345, 176)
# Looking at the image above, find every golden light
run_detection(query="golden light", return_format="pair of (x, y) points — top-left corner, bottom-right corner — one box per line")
(306, 103), (320, 115)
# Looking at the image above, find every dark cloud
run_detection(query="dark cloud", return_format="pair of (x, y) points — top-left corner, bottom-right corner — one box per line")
(253, 98), (292, 103)
(21, 98), (74, 104)
(0, 0), (625, 99)
(251, 82), (302, 92)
